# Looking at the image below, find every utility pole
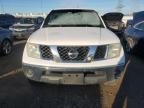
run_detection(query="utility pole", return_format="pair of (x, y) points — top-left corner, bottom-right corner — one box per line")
(116, 0), (124, 12)
(131, 0), (140, 12)
(0, 0), (4, 13)
(41, 0), (43, 13)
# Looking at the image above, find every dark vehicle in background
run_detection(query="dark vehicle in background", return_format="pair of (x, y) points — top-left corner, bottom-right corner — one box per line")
(124, 11), (144, 54)
(9, 17), (44, 39)
(0, 14), (15, 29)
(0, 28), (13, 55)
(102, 12), (125, 39)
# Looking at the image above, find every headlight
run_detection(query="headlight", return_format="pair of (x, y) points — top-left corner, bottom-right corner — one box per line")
(107, 43), (121, 59)
(27, 43), (40, 58)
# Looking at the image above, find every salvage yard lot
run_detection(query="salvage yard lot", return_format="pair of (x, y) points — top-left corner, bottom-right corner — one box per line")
(0, 42), (144, 108)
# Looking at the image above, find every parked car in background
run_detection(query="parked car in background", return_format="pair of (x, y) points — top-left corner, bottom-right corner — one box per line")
(124, 11), (144, 54)
(102, 12), (125, 39)
(0, 14), (16, 29)
(0, 28), (13, 55)
(23, 9), (125, 85)
(9, 17), (44, 39)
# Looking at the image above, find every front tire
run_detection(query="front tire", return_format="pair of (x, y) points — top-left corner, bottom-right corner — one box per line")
(1, 39), (12, 55)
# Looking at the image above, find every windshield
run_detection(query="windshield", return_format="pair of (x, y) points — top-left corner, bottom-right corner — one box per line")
(43, 10), (104, 27)
(19, 18), (35, 24)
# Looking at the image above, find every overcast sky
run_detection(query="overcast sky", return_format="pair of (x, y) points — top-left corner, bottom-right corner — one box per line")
(0, 0), (144, 14)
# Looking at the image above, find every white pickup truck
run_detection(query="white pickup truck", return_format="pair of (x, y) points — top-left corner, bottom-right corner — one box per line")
(22, 9), (125, 85)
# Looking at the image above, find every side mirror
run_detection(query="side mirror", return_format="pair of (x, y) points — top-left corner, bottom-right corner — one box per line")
(36, 17), (44, 25)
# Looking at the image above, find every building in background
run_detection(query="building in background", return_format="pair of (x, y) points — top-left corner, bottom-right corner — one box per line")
(14, 13), (47, 18)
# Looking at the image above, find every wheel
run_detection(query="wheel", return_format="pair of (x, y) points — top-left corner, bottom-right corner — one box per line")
(1, 39), (12, 55)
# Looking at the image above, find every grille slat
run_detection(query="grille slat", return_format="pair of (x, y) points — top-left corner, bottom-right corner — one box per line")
(94, 46), (107, 59)
(40, 45), (53, 60)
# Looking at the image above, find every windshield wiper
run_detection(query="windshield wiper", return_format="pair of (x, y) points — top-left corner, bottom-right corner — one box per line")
(43, 25), (63, 27)
(43, 24), (104, 27)
(77, 24), (103, 27)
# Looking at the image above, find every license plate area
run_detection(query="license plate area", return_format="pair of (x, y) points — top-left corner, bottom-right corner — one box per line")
(62, 73), (84, 85)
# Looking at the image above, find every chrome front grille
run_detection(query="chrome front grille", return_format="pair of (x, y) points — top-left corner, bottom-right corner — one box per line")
(57, 46), (89, 62)
(40, 45), (107, 62)
(40, 45), (53, 60)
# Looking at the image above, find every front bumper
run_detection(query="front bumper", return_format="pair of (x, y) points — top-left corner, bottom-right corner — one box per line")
(23, 64), (125, 85)
(12, 31), (32, 39)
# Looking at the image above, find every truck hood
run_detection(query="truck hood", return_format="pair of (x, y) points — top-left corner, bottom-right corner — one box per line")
(28, 27), (119, 45)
